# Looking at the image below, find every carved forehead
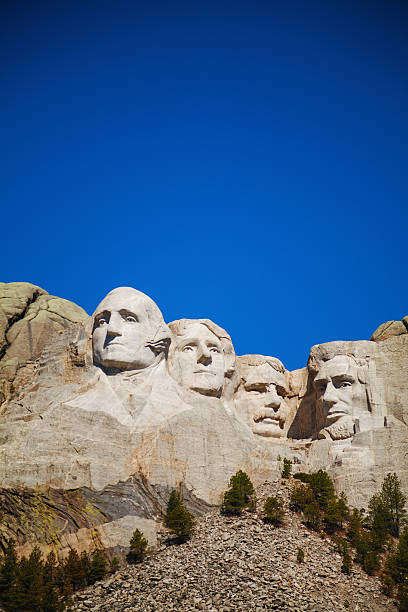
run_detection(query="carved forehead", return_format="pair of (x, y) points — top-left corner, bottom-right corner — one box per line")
(244, 362), (285, 387)
(93, 287), (165, 324)
(175, 322), (221, 345)
(314, 355), (358, 382)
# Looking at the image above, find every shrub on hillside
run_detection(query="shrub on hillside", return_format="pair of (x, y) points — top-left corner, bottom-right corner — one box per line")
(281, 458), (292, 479)
(165, 490), (195, 542)
(289, 483), (314, 512)
(263, 496), (285, 526)
(128, 529), (148, 563)
(221, 470), (256, 515)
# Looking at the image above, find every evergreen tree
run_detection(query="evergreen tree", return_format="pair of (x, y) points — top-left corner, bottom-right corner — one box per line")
(289, 484), (314, 512)
(337, 492), (350, 528)
(296, 548), (305, 563)
(375, 473), (407, 538)
(110, 557), (120, 573)
(309, 470), (335, 510)
(341, 545), (352, 575)
(0, 539), (18, 609)
(281, 458), (292, 479)
(9, 546), (45, 612)
(221, 470), (256, 515)
(43, 551), (58, 585)
(303, 501), (321, 531)
(165, 489), (195, 542)
(128, 529), (148, 563)
(398, 585), (408, 612)
(88, 550), (107, 584)
(64, 548), (86, 591)
(323, 498), (342, 534)
(263, 495), (284, 526)
(347, 508), (364, 547)
(386, 526), (408, 585)
(363, 550), (379, 575)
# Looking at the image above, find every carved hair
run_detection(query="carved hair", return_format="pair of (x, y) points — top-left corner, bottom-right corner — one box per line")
(238, 354), (285, 374)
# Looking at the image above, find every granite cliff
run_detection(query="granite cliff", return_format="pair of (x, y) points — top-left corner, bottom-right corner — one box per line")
(0, 282), (406, 561)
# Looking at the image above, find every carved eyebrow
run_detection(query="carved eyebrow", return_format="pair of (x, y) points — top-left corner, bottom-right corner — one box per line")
(94, 310), (110, 321)
(119, 309), (139, 321)
(332, 374), (355, 383)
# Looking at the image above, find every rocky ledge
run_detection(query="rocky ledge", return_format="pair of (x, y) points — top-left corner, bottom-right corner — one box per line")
(70, 481), (394, 612)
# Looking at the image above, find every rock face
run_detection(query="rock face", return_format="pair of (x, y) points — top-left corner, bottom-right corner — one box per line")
(0, 282), (88, 412)
(0, 283), (407, 560)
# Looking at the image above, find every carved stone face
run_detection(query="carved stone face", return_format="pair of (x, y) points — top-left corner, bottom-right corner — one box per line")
(235, 363), (287, 437)
(314, 355), (363, 440)
(168, 323), (225, 396)
(92, 288), (165, 372)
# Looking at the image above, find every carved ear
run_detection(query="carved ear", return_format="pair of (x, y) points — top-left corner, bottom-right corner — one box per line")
(146, 323), (172, 357)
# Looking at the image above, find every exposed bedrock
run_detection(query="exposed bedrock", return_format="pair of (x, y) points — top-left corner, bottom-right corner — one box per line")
(0, 284), (407, 558)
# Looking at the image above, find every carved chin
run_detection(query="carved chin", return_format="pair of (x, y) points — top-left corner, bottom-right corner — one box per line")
(320, 416), (354, 440)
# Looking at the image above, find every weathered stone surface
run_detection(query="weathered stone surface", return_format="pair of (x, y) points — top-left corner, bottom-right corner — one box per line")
(371, 319), (407, 342)
(0, 284), (407, 561)
(0, 282), (88, 412)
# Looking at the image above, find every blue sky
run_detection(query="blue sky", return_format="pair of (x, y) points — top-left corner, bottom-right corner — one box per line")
(2, 0), (407, 370)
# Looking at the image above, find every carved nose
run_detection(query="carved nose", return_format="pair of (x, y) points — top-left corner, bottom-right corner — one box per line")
(322, 386), (337, 407)
(106, 314), (122, 337)
(197, 345), (211, 365)
(265, 390), (281, 411)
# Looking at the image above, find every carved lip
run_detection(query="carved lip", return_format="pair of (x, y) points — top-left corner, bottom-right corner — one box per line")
(193, 370), (216, 375)
(326, 409), (349, 421)
(253, 409), (280, 424)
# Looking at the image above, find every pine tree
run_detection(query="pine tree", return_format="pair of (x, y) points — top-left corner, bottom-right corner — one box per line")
(347, 508), (364, 547)
(0, 539), (18, 609)
(386, 526), (408, 585)
(303, 501), (321, 531)
(165, 489), (195, 542)
(341, 546), (353, 575)
(128, 529), (148, 563)
(110, 557), (120, 573)
(64, 548), (86, 591)
(323, 498), (342, 534)
(88, 549), (107, 584)
(377, 473), (407, 538)
(289, 483), (314, 512)
(281, 458), (292, 479)
(221, 470), (256, 515)
(309, 470), (335, 510)
(9, 546), (45, 612)
(263, 495), (284, 526)
(296, 548), (305, 563)
(337, 492), (350, 528)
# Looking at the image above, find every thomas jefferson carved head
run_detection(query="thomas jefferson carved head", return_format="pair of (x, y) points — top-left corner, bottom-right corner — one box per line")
(234, 355), (288, 438)
(167, 319), (235, 397)
(92, 287), (170, 373)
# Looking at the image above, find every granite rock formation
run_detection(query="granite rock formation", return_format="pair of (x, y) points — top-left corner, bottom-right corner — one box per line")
(0, 283), (406, 560)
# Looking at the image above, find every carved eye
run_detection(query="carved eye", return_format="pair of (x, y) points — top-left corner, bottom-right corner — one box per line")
(125, 315), (137, 323)
(210, 347), (220, 353)
(182, 346), (194, 352)
(337, 380), (352, 389)
(97, 318), (108, 327)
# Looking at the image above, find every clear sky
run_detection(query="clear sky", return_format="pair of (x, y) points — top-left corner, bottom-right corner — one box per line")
(2, 0), (407, 370)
